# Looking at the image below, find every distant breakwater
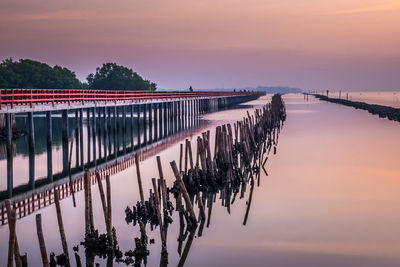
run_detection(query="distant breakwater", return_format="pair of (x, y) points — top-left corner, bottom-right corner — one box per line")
(313, 94), (400, 122)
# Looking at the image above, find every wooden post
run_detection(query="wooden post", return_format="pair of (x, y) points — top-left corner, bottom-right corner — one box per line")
(5, 200), (22, 267)
(54, 189), (70, 267)
(186, 139), (194, 170)
(179, 143), (183, 173)
(170, 161), (197, 225)
(36, 214), (50, 267)
(135, 153), (145, 203)
(152, 178), (166, 249)
(156, 156), (168, 211)
(7, 209), (16, 267)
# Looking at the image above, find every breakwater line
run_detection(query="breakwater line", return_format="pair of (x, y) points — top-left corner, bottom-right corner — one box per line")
(313, 94), (400, 122)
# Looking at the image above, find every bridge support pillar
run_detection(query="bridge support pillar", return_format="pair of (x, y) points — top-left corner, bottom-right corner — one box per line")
(46, 111), (53, 182)
(130, 105), (134, 150)
(136, 105), (141, 149)
(79, 109), (84, 170)
(92, 107), (97, 166)
(143, 104), (147, 146)
(28, 112), (35, 189)
(122, 106), (127, 154)
(154, 103), (158, 142)
(149, 104), (153, 143)
(113, 106), (118, 157)
(103, 107), (108, 161)
(6, 113), (13, 198)
(87, 108), (91, 163)
(97, 107), (102, 161)
(75, 110), (79, 169)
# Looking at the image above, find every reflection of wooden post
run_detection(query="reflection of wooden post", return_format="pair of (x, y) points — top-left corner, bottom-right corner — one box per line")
(84, 171), (92, 234)
(170, 161), (197, 225)
(197, 192), (206, 220)
(106, 175), (113, 242)
(152, 178), (166, 247)
(5, 200), (22, 267)
(54, 189), (71, 267)
(135, 154), (145, 203)
(36, 214), (50, 267)
(7, 209), (16, 267)
(177, 228), (196, 267)
(95, 172), (108, 229)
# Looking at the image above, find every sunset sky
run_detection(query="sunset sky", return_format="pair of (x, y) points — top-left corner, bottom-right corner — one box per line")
(0, 0), (399, 91)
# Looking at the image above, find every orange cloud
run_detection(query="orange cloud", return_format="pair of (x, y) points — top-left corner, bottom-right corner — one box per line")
(335, 2), (400, 14)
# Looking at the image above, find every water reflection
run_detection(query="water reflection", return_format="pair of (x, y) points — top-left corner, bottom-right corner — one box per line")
(0, 104), (202, 199)
(75, 95), (285, 266)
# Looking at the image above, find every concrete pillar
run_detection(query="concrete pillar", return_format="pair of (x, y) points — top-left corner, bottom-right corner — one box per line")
(149, 104), (153, 143)
(28, 112), (35, 188)
(143, 104), (147, 145)
(122, 106), (127, 154)
(97, 107), (102, 160)
(79, 109), (84, 170)
(61, 110), (69, 178)
(46, 111), (53, 181)
(6, 114), (13, 197)
(92, 107), (97, 166)
(130, 105), (134, 150)
(107, 107), (112, 157)
(158, 103), (163, 139)
(75, 110), (79, 169)
(87, 108), (91, 163)
(103, 107), (108, 161)
(136, 105), (141, 148)
(154, 103), (158, 141)
(163, 102), (167, 137)
(113, 106), (118, 157)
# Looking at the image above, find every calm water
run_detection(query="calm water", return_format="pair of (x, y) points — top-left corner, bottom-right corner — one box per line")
(1, 93), (400, 266)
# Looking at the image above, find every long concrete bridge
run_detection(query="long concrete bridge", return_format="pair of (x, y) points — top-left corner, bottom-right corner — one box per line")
(0, 88), (262, 202)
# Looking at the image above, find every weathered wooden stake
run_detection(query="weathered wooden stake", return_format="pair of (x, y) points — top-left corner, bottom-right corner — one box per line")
(36, 214), (50, 267)
(7, 209), (16, 267)
(54, 189), (71, 267)
(156, 156), (168, 211)
(135, 154), (145, 203)
(170, 161), (197, 225)
(5, 200), (22, 267)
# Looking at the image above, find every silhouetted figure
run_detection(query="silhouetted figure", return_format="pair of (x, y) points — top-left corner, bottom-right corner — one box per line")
(189, 86), (193, 92)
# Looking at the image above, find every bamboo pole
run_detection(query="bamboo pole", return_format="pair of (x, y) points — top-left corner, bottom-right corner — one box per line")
(152, 178), (166, 249)
(170, 161), (197, 225)
(186, 139), (194, 170)
(156, 156), (168, 211)
(54, 189), (71, 267)
(36, 214), (50, 267)
(179, 143), (183, 173)
(135, 154), (145, 203)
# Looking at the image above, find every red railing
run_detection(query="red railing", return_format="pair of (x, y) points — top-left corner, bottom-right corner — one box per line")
(0, 89), (258, 110)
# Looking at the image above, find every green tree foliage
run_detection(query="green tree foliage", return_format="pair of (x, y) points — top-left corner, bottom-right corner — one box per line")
(87, 62), (156, 91)
(0, 58), (84, 89)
